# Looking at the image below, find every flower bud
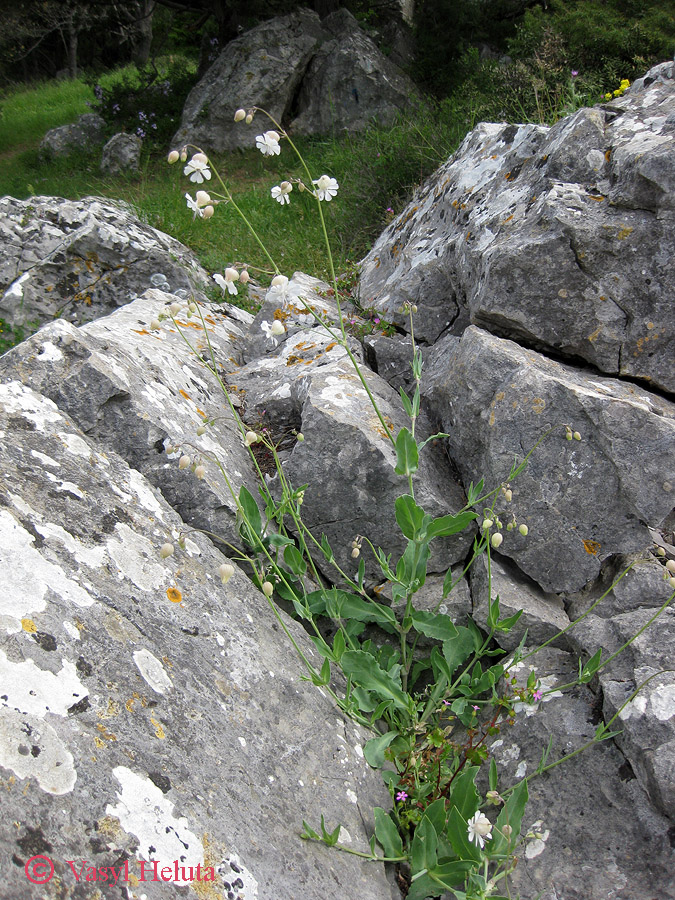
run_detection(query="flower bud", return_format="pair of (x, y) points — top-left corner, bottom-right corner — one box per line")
(234, 108), (246, 122)
(669, 576), (675, 590)
(411, 304), (418, 313)
(666, 559), (675, 574)
(150, 319), (161, 331)
(270, 320), (285, 336)
(271, 274), (287, 288)
(351, 547), (360, 558)
(194, 464), (206, 479)
(180, 149), (188, 162)
(519, 524), (529, 536)
(573, 431), (581, 441)
(160, 542), (174, 559)
(239, 269), (250, 284)
(179, 454), (191, 469)
(170, 302), (181, 315)
(482, 518), (493, 530)
(219, 563), (235, 584)
(244, 431), (258, 447)
(491, 532), (504, 549)
(262, 581), (274, 598)
(656, 546), (666, 557)
(167, 150), (180, 164)
(245, 113), (253, 124)
(296, 432), (304, 442)
(503, 488), (513, 502)
(202, 205), (215, 219)
(196, 425), (206, 436)
(502, 824), (513, 838)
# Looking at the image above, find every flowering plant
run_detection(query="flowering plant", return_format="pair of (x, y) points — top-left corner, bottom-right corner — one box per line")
(156, 105), (674, 900)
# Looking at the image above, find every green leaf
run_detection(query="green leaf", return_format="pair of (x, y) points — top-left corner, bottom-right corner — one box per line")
(489, 758), (498, 792)
(466, 479), (484, 506)
(496, 609), (523, 633)
(341, 650), (410, 711)
(283, 544), (307, 576)
(266, 533), (294, 550)
(442, 627), (481, 678)
(410, 816), (438, 875)
(448, 767), (480, 821)
(446, 805), (482, 863)
(411, 610), (459, 642)
(487, 594), (500, 630)
(332, 628), (346, 662)
(320, 814), (342, 847)
(395, 494), (427, 540)
(405, 873), (437, 900)
(373, 807), (403, 858)
(427, 860), (475, 892)
(580, 648), (602, 682)
(417, 431), (450, 452)
(397, 539), (430, 591)
(301, 820), (320, 840)
(357, 556), (366, 590)
(338, 592), (398, 629)
(320, 533), (334, 563)
(426, 510), (477, 540)
(422, 798), (448, 837)
(363, 731), (398, 768)
(399, 387), (413, 418)
(491, 779), (528, 858)
(238, 485), (262, 538)
(394, 427), (419, 476)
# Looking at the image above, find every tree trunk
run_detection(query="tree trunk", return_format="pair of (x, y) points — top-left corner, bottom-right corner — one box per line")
(67, 12), (78, 79)
(132, 0), (155, 66)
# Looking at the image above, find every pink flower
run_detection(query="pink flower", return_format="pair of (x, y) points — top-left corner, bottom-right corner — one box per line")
(396, 791), (408, 802)
(532, 689), (543, 702)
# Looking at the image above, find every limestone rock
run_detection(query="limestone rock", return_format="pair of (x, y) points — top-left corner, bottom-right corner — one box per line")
(172, 9), (326, 153)
(0, 379), (397, 900)
(0, 196), (209, 332)
(172, 8), (416, 152)
(100, 132), (143, 173)
(0, 291), (259, 554)
(488, 648), (675, 900)
(358, 62), (675, 392)
(39, 113), (106, 158)
(289, 9), (418, 136)
(421, 326), (675, 594)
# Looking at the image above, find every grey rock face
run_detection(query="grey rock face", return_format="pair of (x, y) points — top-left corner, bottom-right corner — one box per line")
(290, 9), (418, 136)
(0, 196), (209, 332)
(229, 274), (472, 583)
(489, 648), (675, 900)
(100, 132), (143, 173)
(173, 9), (326, 153)
(0, 380), (396, 900)
(39, 113), (106, 158)
(172, 8), (416, 152)
(0, 291), (259, 554)
(358, 62), (675, 392)
(422, 326), (675, 594)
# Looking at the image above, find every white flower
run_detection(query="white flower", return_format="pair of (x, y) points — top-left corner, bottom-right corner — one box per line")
(271, 181), (293, 204)
(184, 153), (211, 183)
(261, 319), (285, 342)
(244, 431), (259, 446)
(195, 190), (211, 208)
(467, 811), (493, 850)
(313, 174), (339, 201)
(268, 274), (289, 303)
(202, 205), (214, 219)
(185, 193), (203, 219)
(239, 269), (250, 284)
(213, 268), (239, 295)
(255, 130), (281, 156)
(219, 563), (235, 584)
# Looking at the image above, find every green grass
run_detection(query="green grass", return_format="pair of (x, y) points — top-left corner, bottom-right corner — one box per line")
(0, 78), (94, 153)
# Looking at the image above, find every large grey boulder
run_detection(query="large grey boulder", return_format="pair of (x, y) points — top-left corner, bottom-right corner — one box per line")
(100, 132), (143, 174)
(0, 196), (209, 332)
(488, 648), (675, 900)
(0, 291), (259, 555)
(289, 9), (418, 136)
(172, 8), (416, 152)
(228, 273), (472, 583)
(0, 382), (396, 900)
(358, 61), (675, 392)
(39, 113), (106, 158)
(173, 9), (326, 153)
(421, 326), (675, 594)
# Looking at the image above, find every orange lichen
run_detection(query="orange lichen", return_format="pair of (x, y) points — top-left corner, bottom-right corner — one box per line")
(583, 539), (601, 555)
(166, 587), (183, 603)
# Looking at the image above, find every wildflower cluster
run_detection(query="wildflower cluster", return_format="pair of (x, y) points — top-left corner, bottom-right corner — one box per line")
(604, 78), (630, 100)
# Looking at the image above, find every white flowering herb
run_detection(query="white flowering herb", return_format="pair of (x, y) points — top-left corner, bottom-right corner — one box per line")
(271, 181), (293, 204)
(183, 152), (211, 183)
(255, 130), (281, 156)
(312, 174), (339, 201)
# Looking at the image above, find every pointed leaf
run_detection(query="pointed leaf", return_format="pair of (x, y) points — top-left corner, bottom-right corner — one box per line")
(448, 767), (480, 821)
(363, 731), (398, 768)
(238, 485), (262, 537)
(426, 510), (477, 540)
(491, 779), (528, 858)
(373, 807), (403, 858)
(341, 650), (410, 711)
(410, 816), (438, 875)
(394, 427), (419, 476)
(446, 806), (482, 863)
(283, 543), (307, 576)
(395, 494), (426, 539)
(411, 610), (459, 642)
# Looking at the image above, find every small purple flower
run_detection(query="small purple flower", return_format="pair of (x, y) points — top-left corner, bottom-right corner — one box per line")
(136, 128), (146, 139)
(532, 689), (543, 702)
(395, 791), (408, 802)
(571, 70), (579, 77)
(442, 699), (451, 706)
(112, 103), (120, 114)
(472, 704), (480, 711)
(373, 317), (380, 324)
(386, 207), (394, 213)
(94, 84), (103, 100)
